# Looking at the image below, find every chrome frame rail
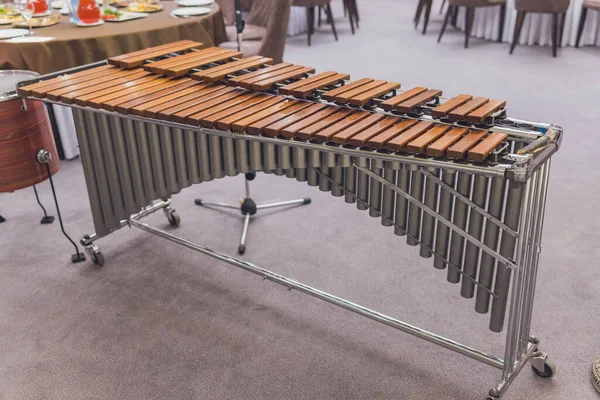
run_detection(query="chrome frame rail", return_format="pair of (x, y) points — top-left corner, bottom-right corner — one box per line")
(19, 95), (559, 183)
(129, 217), (505, 368)
(128, 215), (549, 400)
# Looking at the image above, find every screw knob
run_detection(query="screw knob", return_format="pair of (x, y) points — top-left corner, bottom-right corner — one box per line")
(36, 149), (52, 164)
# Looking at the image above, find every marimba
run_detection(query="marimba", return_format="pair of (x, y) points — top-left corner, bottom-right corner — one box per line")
(16, 40), (562, 399)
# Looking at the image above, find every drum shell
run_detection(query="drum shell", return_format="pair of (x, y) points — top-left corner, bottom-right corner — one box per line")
(0, 98), (59, 192)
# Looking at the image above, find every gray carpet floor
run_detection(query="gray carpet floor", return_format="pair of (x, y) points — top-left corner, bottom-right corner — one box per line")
(1, 0), (599, 399)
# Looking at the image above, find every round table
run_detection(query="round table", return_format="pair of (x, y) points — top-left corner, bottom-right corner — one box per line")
(0, 2), (227, 74)
(456, 0), (600, 47)
(0, 2), (227, 159)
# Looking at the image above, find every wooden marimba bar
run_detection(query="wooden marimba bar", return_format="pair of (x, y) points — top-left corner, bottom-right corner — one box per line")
(16, 40), (562, 400)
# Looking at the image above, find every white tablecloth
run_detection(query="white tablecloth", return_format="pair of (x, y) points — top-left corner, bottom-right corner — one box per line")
(52, 105), (79, 160)
(456, 0), (600, 46)
(288, 6), (308, 36)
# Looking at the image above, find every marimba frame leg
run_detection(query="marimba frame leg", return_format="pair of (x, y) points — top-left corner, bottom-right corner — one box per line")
(79, 199), (176, 267)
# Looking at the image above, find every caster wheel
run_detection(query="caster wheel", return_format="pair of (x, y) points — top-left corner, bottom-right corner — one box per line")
(91, 251), (104, 266)
(238, 244), (246, 255)
(532, 359), (556, 379)
(167, 210), (181, 227)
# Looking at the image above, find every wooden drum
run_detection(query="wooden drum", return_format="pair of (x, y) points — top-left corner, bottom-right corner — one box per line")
(0, 70), (59, 193)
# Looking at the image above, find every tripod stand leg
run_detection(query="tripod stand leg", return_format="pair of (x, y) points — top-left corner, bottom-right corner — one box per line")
(239, 213), (251, 255)
(33, 185), (55, 224)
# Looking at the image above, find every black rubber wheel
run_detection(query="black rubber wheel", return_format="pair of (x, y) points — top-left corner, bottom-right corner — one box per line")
(167, 211), (181, 227)
(91, 251), (105, 266)
(238, 244), (246, 255)
(532, 359), (556, 379)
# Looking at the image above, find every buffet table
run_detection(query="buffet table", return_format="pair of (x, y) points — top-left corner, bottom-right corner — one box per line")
(0, 2), (227, 158)
(456, 0), (600, 47)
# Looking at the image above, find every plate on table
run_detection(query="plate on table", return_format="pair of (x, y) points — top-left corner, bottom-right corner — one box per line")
(0, 28), (28, 39)
(33, 10), (52, 17)
(175, 0), (213, 6)
(13, 13), (61, 28)
(113, 0), (130, 8)
(101, 8), (148, 21)
(171, 6), (211, 16)
(0, 15), (20, 25)
(50, 0), (64, 8)
(125, 3), (162, 12)
(59, 6), (69, 14)
(76, 19), (105, 26)
(0, 5), (20, 16)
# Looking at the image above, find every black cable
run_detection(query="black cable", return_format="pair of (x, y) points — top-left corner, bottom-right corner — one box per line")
(33, 185), (49, 218)
(45, 163), (83, 257)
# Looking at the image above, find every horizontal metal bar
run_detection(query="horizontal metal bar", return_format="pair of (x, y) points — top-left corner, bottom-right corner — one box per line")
(31, 98), (513, 179)
(419, 168), (518, 238)
(356, 165), (517, 270)
(130, 218), (505, 369)
(314, 168), (499, 298)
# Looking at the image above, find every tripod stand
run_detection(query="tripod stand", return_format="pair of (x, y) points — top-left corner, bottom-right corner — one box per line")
(195, 172), (310, 255)
(194, 0), (311, 254)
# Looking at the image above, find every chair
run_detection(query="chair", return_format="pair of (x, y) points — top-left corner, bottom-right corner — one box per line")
(414, 0), (433, 35)
(510, 0), (570, 57)
(292, 0), (338, 46)
(343, 0), (359, 34)
(217, 0), (293, 63)
(216, 0), (266, 42)
(576, 0), (600, 48)
(438, 0), (506, 48)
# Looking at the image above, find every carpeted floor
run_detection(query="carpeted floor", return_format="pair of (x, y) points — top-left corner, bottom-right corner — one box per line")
(1, 1), (599, 399)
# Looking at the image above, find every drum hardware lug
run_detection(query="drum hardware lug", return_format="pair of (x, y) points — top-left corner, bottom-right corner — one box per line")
(36, 149), (52, 164)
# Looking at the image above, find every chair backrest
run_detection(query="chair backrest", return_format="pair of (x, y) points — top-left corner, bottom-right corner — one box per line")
(514, 0), (570, 13)
(292, 0), (331, 6)
(216, 0), (254, 26)
(246, 0), (293, 63)
(449, 0), (501, 6)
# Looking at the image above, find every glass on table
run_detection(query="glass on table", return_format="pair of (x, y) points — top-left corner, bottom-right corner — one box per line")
(14, 0), (35, 36)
